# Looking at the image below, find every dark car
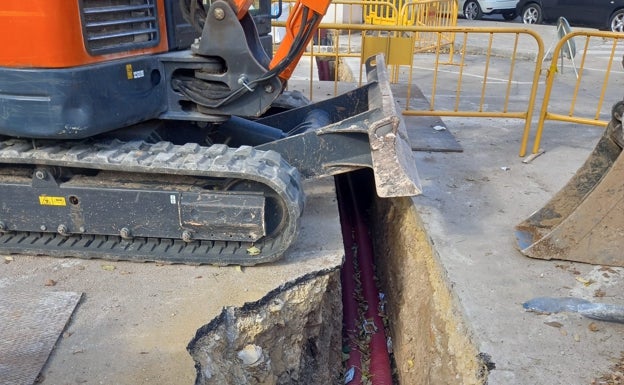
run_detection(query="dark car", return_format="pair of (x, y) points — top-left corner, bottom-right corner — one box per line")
(516, 0), (624, 32)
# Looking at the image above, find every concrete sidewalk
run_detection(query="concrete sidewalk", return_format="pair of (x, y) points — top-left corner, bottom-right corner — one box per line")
(413, 116), (624, 384)
(409, 17), (624, 384)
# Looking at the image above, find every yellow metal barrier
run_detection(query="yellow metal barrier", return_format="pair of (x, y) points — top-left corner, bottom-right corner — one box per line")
(361, 0), (458, 64)
(363, 0), (457, 28)
(272, 20), (544, 156)
(533, 31), (624, 154)
(273, 16), (623, 157)
(361, 0), (458, 81)
(274, 0), (457, 81)
(399, 0), (457, 55)
(364, 0), (403, 25)
(401, 27), (543, 156)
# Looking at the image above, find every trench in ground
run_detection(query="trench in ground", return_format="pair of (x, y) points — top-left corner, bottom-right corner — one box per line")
(351, 170), (489, 385)
(188, 171), (490, 384)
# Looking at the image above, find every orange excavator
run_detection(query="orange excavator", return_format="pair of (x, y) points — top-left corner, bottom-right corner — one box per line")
(0, 0), (420, 265)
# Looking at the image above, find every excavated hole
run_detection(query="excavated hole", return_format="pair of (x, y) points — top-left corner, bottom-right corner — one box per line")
(187, 269), (344, 385)
(187, 172), (489, 384)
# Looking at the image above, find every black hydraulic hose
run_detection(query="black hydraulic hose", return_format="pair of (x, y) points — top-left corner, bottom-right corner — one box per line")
(217, 116), (286, 146)
(217, 109), (329, 146)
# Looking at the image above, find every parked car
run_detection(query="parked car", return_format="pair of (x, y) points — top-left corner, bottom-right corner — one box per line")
(459, 0), (518, 20)
(516, 0), (624, 32)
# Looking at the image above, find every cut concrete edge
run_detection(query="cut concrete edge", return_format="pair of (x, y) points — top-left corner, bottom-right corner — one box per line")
(187, 266), (340, 345)
(373, 196), (490, 384)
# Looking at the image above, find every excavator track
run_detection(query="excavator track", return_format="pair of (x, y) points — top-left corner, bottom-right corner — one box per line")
(0, 138), (304, 265)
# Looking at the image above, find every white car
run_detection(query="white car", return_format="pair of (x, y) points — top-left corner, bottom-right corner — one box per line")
(459, 0), (518, 20)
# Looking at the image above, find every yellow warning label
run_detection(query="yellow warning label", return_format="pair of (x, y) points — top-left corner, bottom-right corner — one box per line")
(126, 64), (133, 79)
(39, 196), (66, 206)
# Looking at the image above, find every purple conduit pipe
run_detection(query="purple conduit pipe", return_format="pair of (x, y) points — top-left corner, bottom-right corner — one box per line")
(347, 176), (393, 385)
(337, 175), (393, 385)
(338, 180), (363, 385)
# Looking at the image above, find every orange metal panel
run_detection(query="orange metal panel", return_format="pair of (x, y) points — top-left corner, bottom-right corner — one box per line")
(0, 0), (169, 68)
(232, 0), (256, 19)
(270, 0), (331, 81)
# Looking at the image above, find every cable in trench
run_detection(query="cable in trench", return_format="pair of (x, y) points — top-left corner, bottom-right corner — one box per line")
(336, 172), (393, 385)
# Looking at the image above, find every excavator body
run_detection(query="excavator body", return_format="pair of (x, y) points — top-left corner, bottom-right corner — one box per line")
(0, 0), (420, 265)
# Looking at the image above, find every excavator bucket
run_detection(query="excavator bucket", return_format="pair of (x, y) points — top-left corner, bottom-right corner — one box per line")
(515, 102), (624, 267)
(257, 55), (422, 198)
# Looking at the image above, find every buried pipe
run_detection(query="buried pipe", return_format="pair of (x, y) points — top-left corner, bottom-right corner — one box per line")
(337, 179), (364, 385)
(347, 176), (393, 385)
(337, 173), (393, 385)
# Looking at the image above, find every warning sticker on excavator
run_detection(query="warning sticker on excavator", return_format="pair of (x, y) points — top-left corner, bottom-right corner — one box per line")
(39, 196), (66, 206)
(125, 64), (133, 79)
(125, 64), (144, 80)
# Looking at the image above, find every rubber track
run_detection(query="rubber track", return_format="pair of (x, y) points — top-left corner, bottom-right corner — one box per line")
(0, 139), (304, 265)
